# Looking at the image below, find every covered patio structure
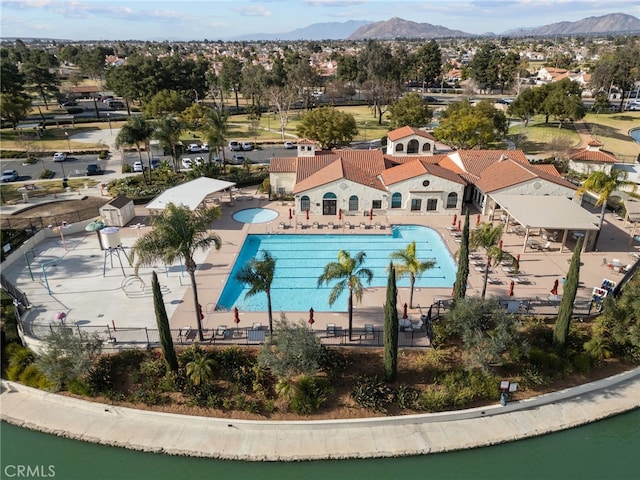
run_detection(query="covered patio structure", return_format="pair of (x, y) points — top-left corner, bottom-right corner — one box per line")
(490, 194), (600, 253)
(622, 200), (640, 244)
(146, 177), (237, 212)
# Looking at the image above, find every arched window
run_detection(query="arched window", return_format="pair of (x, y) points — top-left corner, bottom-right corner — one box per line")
(446, 192), (458, 209)
(422, 143), (431, 152)
(395, 143), (404, 152)
(323, 192), (336, 199)
(348, 195), (359, 211)
(391, 192), (402, 209)
(300, 195), (310, 211)
(407, 139), (419, 154)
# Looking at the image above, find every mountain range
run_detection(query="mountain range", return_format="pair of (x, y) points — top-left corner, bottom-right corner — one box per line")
(229, 13), (640, 41)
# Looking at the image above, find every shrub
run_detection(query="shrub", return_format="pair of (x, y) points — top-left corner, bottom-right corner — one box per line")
(290, 375), (331, 414)
(139, 358), (166, 384)
(18, 363), (51, 389)
(418, 387), (451, 411)
(6, 345), (35, 380)
(394, 384), (419, 409)
(351, 375), (394, 412)
(67, 377), (91, 396)
(517, 366), (552, 388)
(86, 356), (115, 395)
(318, 346), (348, 380)
(570, 351), (593, 374)
(24, 157), (38, 165)
(121, 163), (132, 173)
(98, 150), (109, 160)
(39, 169), (54, 179)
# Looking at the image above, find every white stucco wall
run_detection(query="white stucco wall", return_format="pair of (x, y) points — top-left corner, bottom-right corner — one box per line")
(295, 180), (383, 216)
(269, 172), (297, 196)
(385, 174), (464, 215)
(483, 180), (576, 215)
(386, 134), (435, 156)
(569, 160), (613, 175)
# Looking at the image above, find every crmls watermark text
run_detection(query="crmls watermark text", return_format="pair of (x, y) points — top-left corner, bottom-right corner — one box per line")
(3, 465), (56, 478)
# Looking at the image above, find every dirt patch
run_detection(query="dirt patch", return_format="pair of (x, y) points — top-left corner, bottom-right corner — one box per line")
(9, 197), (109, 218)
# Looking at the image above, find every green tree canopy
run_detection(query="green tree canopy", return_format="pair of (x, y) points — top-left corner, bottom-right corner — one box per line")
(388, 93), (433, 129)
(296, 107), (358, 149)
(389, 241), (435, 308)
(236, 250), (277, 335)
(143, 89), (190, 118)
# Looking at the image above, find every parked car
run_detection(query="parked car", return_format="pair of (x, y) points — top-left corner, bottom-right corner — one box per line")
(109, 101), (125, 110)
(284, 141), (296, 149)
(200, 143), (209, 152)
(59, 100), (77, 107)
(150, 158), (161, 170)
(193, 156), (204, 166)
(187, 143), (201, 152)
(241, 142), (253, 151)
(86, 164), (102, 176)
(133, 161), (144, 172)
(181, 158), (193, 169)
(228, 140), (241, 151)
(53, 152), (67, 162)
(231, 154), (246, 164)
(626, 101), (640, 111)
(1, 170), (19, 182)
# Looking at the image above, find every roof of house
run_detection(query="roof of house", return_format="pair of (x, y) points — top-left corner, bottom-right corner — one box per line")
(387, 126), (437, 142)
(475, 157), (575, 193)
(380, 159), (466, 186)
(568, 146), (619, 164)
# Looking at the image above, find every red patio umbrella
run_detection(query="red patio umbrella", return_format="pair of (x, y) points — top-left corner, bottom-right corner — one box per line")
(308, 307), (315, 326)
(306, 209), (309, 220)
(508, 281), (515, 297)
(487, 257), (492, 268)
(402, 303), (408, 319)
(288, 208), (292, 220)
(498, 240), (503, 251)
(452, 214), (457, 226)
(369, 208), (373, 221)
(457, 220), (461, 232)
(514, 254), (520, 273)
(550, 279), (559, 296)
(338, 208), (342, 220)
(476, 214), (481, 226)
(233, 307), (240, 325)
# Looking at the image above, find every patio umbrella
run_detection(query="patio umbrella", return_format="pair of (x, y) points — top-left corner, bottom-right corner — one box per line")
(508, 280), (515, 297)
(402, 303), (408, 319)
(55, 312), (66, 323)
(476, 214), (481, 226)
(487, 257), (492, 268)
(457, 220), (461, 232)
(308, 307), (315, 326)
(85, 220), (105, 250)
(551, 279), (559, 296)
(306, 209), (309, 220)
(338, 209), (342, 220)
(498, 240), (503, 251)
(369, 208), (373, 221)
(233, 307), (240, 325)
(288, 208), (292, 221)
(452, 214), (457, 226)
(515, 254), (520, 273)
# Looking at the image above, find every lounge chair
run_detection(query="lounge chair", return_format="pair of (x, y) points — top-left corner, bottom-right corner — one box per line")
(215, 325), (228, 340)
(513, 276), (532, 284)
(278, 222), (285, 229)
(252, 322), (262, 330)
(364, 324), (374, 338)
(359, 222), (366, 229)
(344, 221), (352, 230)
(488, 277), (502, 285)
(328, 221), (335, 229)
(312, 221), (319, 229)
(375, 222), (381, 229)
(540, 241), (551, 251)
(326, 323), (336, 336)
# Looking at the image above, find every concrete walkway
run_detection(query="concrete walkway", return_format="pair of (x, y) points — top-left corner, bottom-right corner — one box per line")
(1, 368), (638, 461)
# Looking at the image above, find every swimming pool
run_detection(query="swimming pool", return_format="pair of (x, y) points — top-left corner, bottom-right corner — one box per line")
(232, 208), (279, 224)
(217, 225), (457, 312)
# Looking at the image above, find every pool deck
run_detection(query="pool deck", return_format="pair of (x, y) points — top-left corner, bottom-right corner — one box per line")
(2, 185), (639, 342)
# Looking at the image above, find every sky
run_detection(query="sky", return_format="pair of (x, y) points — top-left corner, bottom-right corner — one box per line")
(1, 0), (639, 41)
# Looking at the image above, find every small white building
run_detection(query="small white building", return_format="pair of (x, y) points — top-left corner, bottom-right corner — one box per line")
(99, 196), (135, 227)
(567, 140), (618, 175)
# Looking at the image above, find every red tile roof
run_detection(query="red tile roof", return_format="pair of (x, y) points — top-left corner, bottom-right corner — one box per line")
(475, 157), (576, 192)
(452, 150), (529, 177)
(380, 160), (466, 186)
(387, 126), (437, 142)
(568, 147), (618, 164)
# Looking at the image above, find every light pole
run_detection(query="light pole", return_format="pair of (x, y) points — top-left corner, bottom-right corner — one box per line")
(64, 131), (71, 154)
(106, 113), (112, 134)
(364, 122), (368, 142)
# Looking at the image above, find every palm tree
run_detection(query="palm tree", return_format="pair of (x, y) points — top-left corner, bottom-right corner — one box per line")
(235, 250), (276, 335)
(153, 115), (183, 172)
(186, 353), (215, 386)
(389, 241), (435, 308)
(116, 115), (155, 182)
(317, 250), (373, 341)
(469, 223), (514, 299)
(578, 170), (636, 249)
(204, 108), (229, 168)
(131, 203), (221, 342)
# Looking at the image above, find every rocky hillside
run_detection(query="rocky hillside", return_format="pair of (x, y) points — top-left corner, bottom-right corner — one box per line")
(505, 13), (640, 36)
(348, 17), (473, 40)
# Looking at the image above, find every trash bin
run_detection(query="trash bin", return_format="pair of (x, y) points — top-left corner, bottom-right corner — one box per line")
(62, 178), (68, 188)
(500, 391), (508, 406)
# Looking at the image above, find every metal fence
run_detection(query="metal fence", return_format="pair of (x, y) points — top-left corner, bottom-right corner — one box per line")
(0, 206), (102, 231)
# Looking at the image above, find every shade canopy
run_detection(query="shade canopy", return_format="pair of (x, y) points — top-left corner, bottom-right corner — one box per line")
(491, 194), (600, 231)
(146, 177), (236, 211)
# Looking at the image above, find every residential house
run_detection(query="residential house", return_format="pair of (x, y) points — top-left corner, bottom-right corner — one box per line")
(567, 140), (618, 175)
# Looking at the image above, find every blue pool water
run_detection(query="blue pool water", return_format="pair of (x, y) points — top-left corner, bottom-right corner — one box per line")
(232, 208), (279, 224)
(630, 127), (640, 144)
(217, 225), (457, 312)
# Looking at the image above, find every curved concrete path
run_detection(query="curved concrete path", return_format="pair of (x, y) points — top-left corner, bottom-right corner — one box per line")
(2, 368), (639, 461)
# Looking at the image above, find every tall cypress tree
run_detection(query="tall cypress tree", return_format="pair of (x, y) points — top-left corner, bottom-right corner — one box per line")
(383, 262), (399, 382)
(453, 210), (470, 303)
(152, 271), (179, 372)
(554, 238), (582, 349)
